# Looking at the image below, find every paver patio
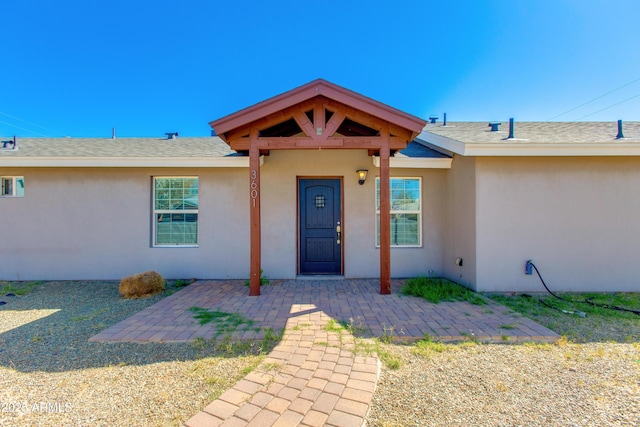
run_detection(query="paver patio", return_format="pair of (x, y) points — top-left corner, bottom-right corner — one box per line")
(89, 279), (559, 426)
(90, 279), (558, 344)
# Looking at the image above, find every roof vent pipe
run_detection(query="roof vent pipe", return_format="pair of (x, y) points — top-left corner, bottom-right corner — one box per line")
(488, 122), (501, 131)
(616, 120), (624, 139)
(112, 128), (116, 139)
(1, 136), (16, 149)
(443, 113), (447, 126)
(508, 118), (514, 139)
(428, 116), (438, 124)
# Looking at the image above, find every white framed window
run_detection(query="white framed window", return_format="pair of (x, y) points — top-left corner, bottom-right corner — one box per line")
(376, 177), (421, 247)
(153, 177), (199, 246)
(1, 176), (25, 197)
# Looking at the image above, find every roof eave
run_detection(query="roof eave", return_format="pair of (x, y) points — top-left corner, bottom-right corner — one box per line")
(420, 131), (640, 156)
(418, 131), (467, 155)
(372, 156), (452, 169)
(462, 143), (640, 156)
(0, 156), (262, 168)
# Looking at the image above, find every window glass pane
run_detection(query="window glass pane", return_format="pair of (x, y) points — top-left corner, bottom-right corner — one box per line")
(390, 178), (420, 211)
(155, 194), (170, 210)
(174, 198), (198, 211)
(154, 179), (170, 210)
(375, 178), (421, 247)
(155, 214), (172, 244)
(170, 188), (184, 206)
(376, 178), (421, 211)
(156, 214), (198, 245)
(375, 179), (381, 211)
(183, 177), (198, 193)
(1, 178), (12, 196)
(376, 213), (420, 246)
(391, 213), (419, 245)
(15, 177), (24, 196)
(154, 177), (198, 245)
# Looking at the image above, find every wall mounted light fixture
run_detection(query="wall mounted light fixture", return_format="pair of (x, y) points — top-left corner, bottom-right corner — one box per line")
(356, 169), (368, 185)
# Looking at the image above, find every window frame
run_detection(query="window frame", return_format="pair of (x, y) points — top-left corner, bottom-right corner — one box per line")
(375, 176), (422, 248)
(152, 176), (199, 247)
(1, 176), (25, 197)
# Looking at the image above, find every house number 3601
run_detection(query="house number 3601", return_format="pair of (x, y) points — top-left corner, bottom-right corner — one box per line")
(250, 169), (258, 207)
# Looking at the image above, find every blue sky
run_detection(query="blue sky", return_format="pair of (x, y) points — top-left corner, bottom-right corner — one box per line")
(2, 0), (639, 137)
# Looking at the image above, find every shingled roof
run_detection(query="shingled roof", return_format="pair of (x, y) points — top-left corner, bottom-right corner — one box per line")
(421, 121), (640, 156)
(0, 135), (448, 167)
(3, 121), (639, 166)
(0, 137), (235, 157)
(0, 137), (245, 167)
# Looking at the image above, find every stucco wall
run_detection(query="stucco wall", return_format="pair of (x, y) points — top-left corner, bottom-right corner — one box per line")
(259, 149), (447, 279)
(475, 156), (640, 292)
(1, 153), (448, 281)
(443, 155), (477, 289)
(0, 167), (249, 280)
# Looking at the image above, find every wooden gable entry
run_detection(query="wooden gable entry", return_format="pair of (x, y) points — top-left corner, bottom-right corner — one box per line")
(210, 79), (426, 296)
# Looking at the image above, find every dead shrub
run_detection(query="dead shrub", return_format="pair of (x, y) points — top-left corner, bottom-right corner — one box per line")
(119, 271), (165, 299)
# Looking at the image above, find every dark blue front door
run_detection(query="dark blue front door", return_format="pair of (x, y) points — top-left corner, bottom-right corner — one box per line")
(299, 179), (342, 274)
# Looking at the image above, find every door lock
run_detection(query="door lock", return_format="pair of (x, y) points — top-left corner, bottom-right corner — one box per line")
(336, 222), (341, 245)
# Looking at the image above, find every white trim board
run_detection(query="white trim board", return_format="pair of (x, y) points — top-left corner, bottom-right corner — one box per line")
(372, 156), (452, 169)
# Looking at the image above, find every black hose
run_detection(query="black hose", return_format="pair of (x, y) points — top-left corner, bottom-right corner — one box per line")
(536, 297), (566, 311)
(529, 261), (640, 316)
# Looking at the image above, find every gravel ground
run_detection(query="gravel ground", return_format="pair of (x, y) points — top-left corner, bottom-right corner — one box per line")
(2, 281), (639, 427)
(0, 281), (266, 427)
(367, 340), (640, 427)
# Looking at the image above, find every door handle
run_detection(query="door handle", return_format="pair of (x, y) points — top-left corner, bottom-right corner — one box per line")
(336, 223), (341, 245)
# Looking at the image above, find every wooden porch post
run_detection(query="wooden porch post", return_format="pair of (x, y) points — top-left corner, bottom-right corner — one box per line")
(249, 130), (261, 296)
(379, 136), (391, 294)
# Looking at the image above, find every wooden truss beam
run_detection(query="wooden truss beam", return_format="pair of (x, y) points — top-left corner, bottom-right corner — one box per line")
(229, 136), (407, 151)
(293, 111), (318, 141)
(323, 110), (346, 137)
(224, 96), (413, 150)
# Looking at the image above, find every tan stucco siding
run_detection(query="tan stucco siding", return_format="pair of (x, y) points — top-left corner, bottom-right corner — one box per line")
(0, 167), (249, 281)
(1, 151), (448, 281)
(390, 167), (447, 278)
(475, 157), (640, 292)
(443, 155), (477, 289)
(260, 150), (447, 279)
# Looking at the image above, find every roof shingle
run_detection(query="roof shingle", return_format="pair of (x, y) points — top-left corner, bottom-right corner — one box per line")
(422, 121), (640, 145)
(0, 137), (236, 158)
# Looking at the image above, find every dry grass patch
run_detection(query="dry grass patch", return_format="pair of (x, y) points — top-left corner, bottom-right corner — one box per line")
(119, 271), (165, 299)
(489, 292), (640, 342)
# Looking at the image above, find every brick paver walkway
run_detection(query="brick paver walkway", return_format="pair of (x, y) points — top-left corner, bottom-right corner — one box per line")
(90, 279), (558, 343)
(184, 308), (377, 427)
(89, 279), (559, 426)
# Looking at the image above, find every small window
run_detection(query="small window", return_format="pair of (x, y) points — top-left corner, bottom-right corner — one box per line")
(376, 177), (421, 247)
(153, 177), (198, 246)
(1, 176), (25, 197)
